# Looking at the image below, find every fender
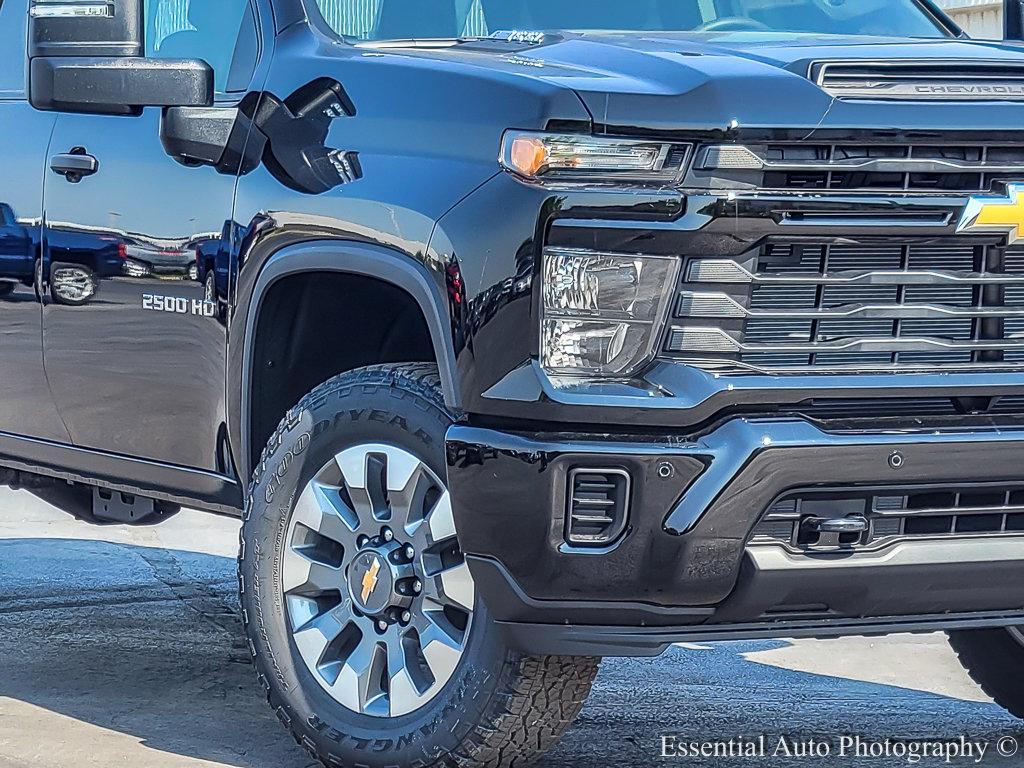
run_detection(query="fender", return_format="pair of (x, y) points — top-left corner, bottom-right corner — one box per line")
(237, 239), (461, 482)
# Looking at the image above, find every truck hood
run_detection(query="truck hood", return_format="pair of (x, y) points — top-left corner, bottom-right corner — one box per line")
(442, 32), (1024, 135)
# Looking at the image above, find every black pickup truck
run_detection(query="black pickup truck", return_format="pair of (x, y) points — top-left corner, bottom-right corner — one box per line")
(4, 0), (1024, 765)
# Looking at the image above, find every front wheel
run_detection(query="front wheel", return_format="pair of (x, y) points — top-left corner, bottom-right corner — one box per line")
(948, 627), (1024, 717)
(239, 363), (599, 767)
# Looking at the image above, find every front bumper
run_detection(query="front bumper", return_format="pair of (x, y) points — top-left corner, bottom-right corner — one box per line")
(446, 419), (1024, 655)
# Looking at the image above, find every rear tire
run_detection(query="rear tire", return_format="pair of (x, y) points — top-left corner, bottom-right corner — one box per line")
(239, 363), (599, 767)
(49, 262), (97, 306)
(948, 628), (1024, 717)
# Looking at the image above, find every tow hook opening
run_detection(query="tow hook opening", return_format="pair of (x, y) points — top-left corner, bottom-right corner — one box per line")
(798, 515), (869, 549)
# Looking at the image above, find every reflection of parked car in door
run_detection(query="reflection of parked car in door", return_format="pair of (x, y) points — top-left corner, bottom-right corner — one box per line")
(120, 240), (199, 280)
(0, 203), (34, 298)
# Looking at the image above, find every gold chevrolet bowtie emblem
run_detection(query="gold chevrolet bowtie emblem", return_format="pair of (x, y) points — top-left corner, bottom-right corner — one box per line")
(360, 557), (381, 604)
(957, 184), (1024, 243)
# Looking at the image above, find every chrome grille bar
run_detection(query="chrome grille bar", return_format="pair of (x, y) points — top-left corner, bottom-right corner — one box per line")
(667, 327), (1024, 355)
(662, 241), (1024, 373)
(678, 292), (1024, 320)
(687, 260), (1024, 285)
(689, 140), (1024, 194)
(697, 146), (1024, 174)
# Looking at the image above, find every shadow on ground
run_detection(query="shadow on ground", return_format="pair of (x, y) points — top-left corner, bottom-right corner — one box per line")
(0, 538), (1017, 768)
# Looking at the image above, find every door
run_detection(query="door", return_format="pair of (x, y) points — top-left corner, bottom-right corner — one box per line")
(41, 0), (261, 472)
(0, 0), (67, 443)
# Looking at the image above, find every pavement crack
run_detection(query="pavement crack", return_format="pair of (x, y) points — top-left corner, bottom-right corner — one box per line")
(129, 545), (251, 662)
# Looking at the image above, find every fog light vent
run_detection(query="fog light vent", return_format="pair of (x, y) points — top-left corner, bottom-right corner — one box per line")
(565, 468), (630, 547)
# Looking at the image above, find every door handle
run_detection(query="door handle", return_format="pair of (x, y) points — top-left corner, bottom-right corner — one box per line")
(50, 151), (99, 183)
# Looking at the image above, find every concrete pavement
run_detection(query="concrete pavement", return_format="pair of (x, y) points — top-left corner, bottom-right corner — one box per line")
(0, 488), (1019, 768)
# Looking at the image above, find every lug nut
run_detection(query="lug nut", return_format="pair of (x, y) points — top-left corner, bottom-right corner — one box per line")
(357, 535), (369, 548)
(404, 544), (416, 560)
(377, 619), (388, 632)
(412, 580), (422, 594)
(382, 528), (394, 542)
(401, 611), (412, 624)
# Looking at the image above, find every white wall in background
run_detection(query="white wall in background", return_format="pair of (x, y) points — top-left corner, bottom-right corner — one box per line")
(936, 0), (1004, 38)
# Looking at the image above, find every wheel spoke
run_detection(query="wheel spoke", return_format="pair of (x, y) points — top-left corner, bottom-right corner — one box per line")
(420, 630), (461, 688)
(385, 633), (432, 717)
(282, 554), (343, 594)
(388, 467), (434, 533)
(424, 491), (456, 546)
(292, 481), (359, 547)
(331, 631), (388, 714)
(436, 561), (475, 611)
(415, 609), (463, 651)
(335, 448), (382, 520)
(292, 608), (348, 671)
(335, 444), (421, 522)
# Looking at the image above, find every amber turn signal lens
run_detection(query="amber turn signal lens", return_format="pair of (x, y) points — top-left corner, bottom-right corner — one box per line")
(508, 136), (550, 177)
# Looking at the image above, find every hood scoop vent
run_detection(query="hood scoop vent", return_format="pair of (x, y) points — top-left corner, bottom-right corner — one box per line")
(812, 60), (1024, 102)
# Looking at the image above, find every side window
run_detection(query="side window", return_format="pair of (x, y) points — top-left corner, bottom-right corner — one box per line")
(145, 0), (259, 93)
(0, 0), (27, 96)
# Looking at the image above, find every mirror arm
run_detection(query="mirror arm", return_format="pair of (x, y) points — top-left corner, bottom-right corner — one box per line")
(161, 106), (267, 175)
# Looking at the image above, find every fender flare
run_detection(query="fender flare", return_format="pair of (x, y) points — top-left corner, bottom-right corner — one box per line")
(240, 239), (461, 476)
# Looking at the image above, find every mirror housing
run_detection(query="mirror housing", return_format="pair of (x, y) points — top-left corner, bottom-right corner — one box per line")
(29, 0), (214, 115)
(31, 57), (213, 116)
(1007, 0), (1024, 40)
(161, 105), (266, 175)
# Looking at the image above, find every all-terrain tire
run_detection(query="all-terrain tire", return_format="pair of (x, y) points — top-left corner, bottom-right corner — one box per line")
(948, 628), (1024, 718)
(238, 363), (599, 768)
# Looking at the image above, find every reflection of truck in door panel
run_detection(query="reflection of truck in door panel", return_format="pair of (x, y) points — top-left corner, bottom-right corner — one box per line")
(42, 225), (122, 305)
(0, 203), (34, 296)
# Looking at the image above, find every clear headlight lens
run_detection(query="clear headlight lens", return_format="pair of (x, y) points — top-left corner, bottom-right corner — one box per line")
(501, 132), (688, 182)
(541, 249), (679, 377)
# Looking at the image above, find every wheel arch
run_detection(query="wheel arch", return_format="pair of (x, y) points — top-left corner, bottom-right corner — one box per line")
(239, 239), (460, 481)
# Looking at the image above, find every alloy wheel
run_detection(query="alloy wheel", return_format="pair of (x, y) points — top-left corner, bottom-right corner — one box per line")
(282, 443), (474, 718)
(52, 266), (94, 303)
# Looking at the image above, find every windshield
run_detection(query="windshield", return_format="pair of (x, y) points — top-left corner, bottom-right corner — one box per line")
(313, 0), (950, 42)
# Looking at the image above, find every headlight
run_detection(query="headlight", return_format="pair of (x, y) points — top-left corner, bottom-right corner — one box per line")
(541, 248), (679, 377)
(501, 132), (690, 182)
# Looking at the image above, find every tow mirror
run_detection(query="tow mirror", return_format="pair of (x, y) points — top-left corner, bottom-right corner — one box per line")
(1007, 0), (1024, 40)
(28, 0), (213, 115)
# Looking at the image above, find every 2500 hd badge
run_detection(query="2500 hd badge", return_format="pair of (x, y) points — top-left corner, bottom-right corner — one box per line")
(141, 293), (216, 317)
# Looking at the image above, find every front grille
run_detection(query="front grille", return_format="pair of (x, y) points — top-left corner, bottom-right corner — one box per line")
(663, 241), (1024, 373)
(690, 143), (1024, 193)
(751, 486), (1024, 553)
(812, 60), (1024, 102)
